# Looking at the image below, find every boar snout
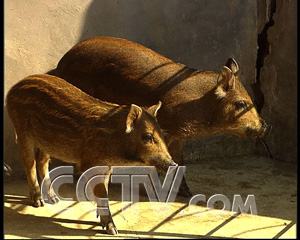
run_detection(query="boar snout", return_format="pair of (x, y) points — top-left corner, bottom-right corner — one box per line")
(247, 119), (271, 139)
(168, 158), (178, 168)
(156, 158), (178, 173)
(260, 119), (272, 139)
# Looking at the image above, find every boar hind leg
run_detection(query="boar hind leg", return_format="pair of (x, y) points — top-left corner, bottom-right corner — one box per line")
(36, 149), (59, 204)
(95, 172), (118, 235)
(168, 139), (193, 197)
(18, 135), (44, 207)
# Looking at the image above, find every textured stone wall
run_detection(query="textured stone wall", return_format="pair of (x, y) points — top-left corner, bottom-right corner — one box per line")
(257, 0), (297, 162)
(4, 0), (297, 175)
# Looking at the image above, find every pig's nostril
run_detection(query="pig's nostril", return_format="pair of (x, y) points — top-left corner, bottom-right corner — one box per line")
(265, 124), (272, 135)
(170, 161), (178, 167)
(260, 119), (271, 136)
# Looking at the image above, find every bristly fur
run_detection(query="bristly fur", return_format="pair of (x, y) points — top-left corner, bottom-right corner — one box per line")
(215, 87), (227, 99)
(6, 73), (174, 235)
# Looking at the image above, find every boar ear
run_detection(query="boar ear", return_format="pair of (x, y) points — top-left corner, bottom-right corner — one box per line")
(226, 58), (239, 75)
(147, 101), (162, 117)
(215, 66), (235, 98)
(221, 66), (235, 90)
(126, 104), (142, 134)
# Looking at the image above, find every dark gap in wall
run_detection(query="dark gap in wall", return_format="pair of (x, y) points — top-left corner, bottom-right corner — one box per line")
(252, 0), (276, 114)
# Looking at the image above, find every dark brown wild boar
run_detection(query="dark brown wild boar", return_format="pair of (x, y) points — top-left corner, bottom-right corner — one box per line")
(6, 74), (176, 235)
(52, 36), (271, 197)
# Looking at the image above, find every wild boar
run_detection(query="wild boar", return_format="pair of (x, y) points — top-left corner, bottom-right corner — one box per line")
(6, 74), (177, 235)
(52, 36), (271, 197)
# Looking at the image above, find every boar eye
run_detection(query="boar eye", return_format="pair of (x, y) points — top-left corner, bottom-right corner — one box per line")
(235, 101), (248, 111)
(142, 133), (156, 143)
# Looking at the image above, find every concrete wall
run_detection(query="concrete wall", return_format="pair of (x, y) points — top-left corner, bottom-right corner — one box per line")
(5, 0), (94, 175)
(258, 0), (297, 162)
(4, 0), (297, 175)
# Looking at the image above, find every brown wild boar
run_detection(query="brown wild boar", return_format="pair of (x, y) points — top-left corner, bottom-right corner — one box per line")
(6, 74), (177, 235)
(52, 36), (271, 197)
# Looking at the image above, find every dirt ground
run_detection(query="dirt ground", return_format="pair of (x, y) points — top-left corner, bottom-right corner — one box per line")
(4, 155), (297, 238)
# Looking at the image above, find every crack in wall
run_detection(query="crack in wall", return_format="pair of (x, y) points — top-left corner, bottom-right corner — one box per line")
(252, 0), (277, 114)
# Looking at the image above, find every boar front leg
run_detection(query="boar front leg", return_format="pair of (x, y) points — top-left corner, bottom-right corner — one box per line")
(94, 171), (118, 235)
(17, 135), (44, 207)
(167, 139), (193, 197)
(36, 149), (59, 204)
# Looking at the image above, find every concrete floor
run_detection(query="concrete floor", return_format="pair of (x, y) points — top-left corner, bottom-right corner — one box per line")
(4, 155), (297, 238)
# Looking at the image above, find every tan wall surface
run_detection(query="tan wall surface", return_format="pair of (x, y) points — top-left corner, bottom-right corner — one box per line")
(5, 0), (94, 173)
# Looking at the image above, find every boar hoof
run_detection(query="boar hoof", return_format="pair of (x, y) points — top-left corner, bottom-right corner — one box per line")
(50, 195), (60, 204)
(30, 191), (44, 207)
(43, 190), (59, 205)
(33, 199), (45, 207)
(48, 189), (60, 204)
(107, 222), (118, 235)
(32, 196), (45, 207)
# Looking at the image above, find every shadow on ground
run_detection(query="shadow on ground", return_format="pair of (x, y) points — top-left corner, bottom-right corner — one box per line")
(4, 155), (297, 239)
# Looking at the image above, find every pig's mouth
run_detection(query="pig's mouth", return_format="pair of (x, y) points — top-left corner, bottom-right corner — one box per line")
(258, 123), (272, 139)
(263, 124), (272, 137)
(246, 122), (272, 139)
(149, 158), (178, 173)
